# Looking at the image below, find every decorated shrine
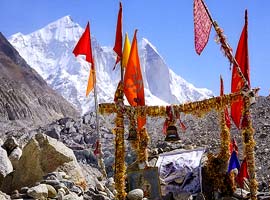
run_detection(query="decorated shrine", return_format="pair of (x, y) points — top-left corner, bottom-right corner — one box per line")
(73, 0), (260, 199)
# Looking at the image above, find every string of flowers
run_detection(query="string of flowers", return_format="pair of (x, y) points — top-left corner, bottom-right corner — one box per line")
(112, 82), (126, 200)
(204, 108), (234, 196)
(137, 127), (149, 162)
(242, 95), (257, 200)
(99, 91), (242, 117)
(213, 22), (234, 67)
(98, 89), (258, 199)
(126, 106), (149, 164)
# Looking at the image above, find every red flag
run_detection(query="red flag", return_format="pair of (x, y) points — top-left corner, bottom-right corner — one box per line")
(113, 2), (123, 69)
(231, 10), (250, 129)
(73, 22), (93, 64)
(220, 76), (231, 128)
(73, 22), (96, 96)
(236, 158), (249, 188)
(193, 0), (212, 55)
(123, 30), (145, 130)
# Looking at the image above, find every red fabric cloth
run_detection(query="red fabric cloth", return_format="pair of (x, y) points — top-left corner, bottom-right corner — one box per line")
(123, 30), (145, 130)
(236, 158), (249, 188)
(231, 10), (250, 129)
(73, 22), (93, 64)
(220, 76), (231, 128)
(193, 0), (212, 55)
(113, 2), (123, 69)
(73, 22), (95, 96)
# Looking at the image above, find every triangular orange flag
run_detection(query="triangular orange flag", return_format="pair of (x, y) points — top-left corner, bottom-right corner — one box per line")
(123, 29), (145, 130)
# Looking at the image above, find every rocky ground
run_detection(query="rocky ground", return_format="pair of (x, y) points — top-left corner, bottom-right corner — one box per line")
(0, 95), (270, 199)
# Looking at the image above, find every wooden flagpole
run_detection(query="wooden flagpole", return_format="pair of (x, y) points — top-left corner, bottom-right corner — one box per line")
(91, 63), (107, 179)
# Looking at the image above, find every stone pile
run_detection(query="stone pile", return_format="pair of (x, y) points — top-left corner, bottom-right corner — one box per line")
(9, 171), (84, 200)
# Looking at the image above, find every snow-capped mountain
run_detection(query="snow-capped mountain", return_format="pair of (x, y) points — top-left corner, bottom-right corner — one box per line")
(9, 15), (213, 114)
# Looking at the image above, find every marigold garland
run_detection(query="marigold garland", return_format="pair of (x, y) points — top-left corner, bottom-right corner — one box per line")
(113, 82), (126, 200)
(204, 108), (234, 196)
(242, 96), (258, 200)
(137, 128), (149, 162)
(98, 89), (258, 199)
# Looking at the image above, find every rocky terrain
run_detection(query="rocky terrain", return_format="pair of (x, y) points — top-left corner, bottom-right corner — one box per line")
(0, 32), (78, 133)
(0, 95), (270, 199)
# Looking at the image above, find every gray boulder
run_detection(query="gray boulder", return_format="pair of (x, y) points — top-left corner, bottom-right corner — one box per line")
(0, 146), (13, 185)
(8, 146), (22, 170)
(127, 189), (144, 200)
(9, 133), (86, 192)
(0, 191), (10, 200)
(27, 184), (48, 200)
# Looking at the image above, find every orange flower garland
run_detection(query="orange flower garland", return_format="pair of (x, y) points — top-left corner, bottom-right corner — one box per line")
(98, 89), (258, 199)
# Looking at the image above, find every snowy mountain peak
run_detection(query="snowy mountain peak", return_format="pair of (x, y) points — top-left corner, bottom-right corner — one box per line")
(141, 38), (159, 54)
(9, 16), (213, 114)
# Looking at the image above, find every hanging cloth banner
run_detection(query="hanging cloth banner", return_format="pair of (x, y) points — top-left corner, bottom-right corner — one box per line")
(156, 148), (205, 196)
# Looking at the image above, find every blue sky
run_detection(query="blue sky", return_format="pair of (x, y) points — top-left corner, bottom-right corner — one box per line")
(0, 0), (269, 96)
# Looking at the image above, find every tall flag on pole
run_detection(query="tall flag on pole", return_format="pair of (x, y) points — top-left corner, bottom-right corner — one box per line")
(122, 33), (131, 68)
(236, 158), (249, 188)
(73, 22), (96, 96)
(113, 2), (123, 70)
(220, 75), (231, 128)
(231, 10), (250, 129)
(193, 0), (212, 55)
(123, 30), (146, 130)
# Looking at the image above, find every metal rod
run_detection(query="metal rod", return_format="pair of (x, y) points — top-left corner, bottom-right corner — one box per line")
(92, 63), (107, 178)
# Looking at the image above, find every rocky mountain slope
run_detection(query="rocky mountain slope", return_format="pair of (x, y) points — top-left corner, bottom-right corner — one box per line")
(0, 32), (78, 134)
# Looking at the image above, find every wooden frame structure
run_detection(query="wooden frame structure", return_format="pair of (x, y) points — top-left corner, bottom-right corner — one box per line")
(99, 87), (258, 200)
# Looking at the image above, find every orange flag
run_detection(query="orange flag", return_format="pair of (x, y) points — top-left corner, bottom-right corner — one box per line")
(193, 0), (212, 55)
(86, 63), (96, 96)
(220, 75), (231, 129)
(73, 22), (95, 96)
(231, 10), (250, 129)
(123, 30), (146, 130)
(113, 2), (123, 69)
